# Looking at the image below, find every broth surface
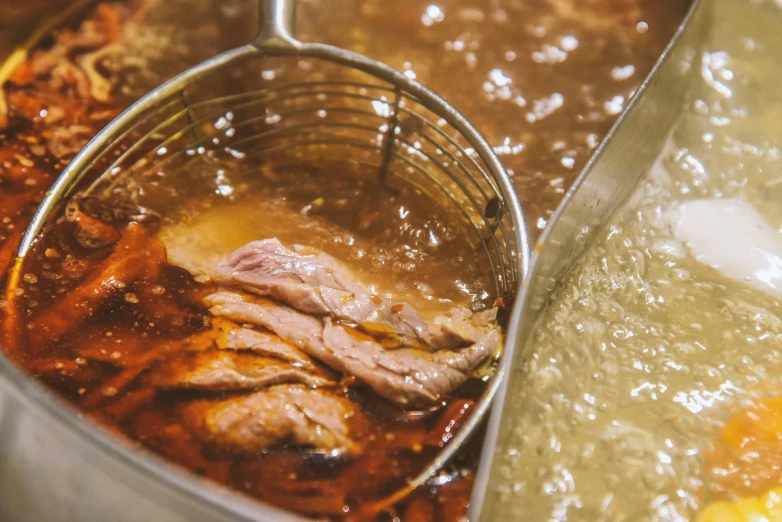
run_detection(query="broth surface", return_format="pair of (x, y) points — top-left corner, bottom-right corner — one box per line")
(0, 0), (689, 519)
(485, 0), (782, 519)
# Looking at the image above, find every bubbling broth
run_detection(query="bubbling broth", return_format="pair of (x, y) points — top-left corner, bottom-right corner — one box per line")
(0, 0), (690, 519)
(488, 0), (782, 520)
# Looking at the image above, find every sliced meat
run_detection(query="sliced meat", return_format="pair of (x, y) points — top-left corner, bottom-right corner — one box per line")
(211, 239), (428, 345)
(206, 291), (326, 353)
(146, 350), (333, 392)
(206, 291), (498, 408)
(322, 322), (498, 408)
(213, 318), (315, 369)
(213, 238), (350, 315)
(78, 329), (216, 368)
(198, 385), (357, 454)
(425, 307), (499, 350)
(28, 223), (165, 345)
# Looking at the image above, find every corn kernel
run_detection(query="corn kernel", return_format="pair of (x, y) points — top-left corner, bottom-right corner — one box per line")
(734, 497), (770, 521)
(761, 489), (782, 522)
(696, 501), (744, 522)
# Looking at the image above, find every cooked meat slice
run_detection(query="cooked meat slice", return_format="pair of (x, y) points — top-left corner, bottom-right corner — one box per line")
(199, 385), (357, 454)
(211, 239), (428, 345)
(146, 350), (333, 391)
(204, 290), (246, 306)
(206, 290), (326, 352)
(206, 291), (498, 408)
(214, 319), (315, 369)
(322, 322), (499, 408)
(78, 329), (216, 367)
(28, 223), (165, 345)
(213, 238), (348, 315)
(425, 306), (499, 350)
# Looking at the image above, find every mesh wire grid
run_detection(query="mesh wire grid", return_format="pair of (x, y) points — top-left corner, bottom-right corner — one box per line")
(73, 52), (522, 304)
(11, 33), (530, 517)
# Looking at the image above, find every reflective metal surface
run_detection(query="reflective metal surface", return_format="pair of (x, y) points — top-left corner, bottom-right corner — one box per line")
(468, 0), (710, 518)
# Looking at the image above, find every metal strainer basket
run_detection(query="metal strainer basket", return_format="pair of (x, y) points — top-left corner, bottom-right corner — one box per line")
(11, 0), (530, 516)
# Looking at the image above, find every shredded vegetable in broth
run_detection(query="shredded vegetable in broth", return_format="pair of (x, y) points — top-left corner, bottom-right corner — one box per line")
(489, 0), (782, 520)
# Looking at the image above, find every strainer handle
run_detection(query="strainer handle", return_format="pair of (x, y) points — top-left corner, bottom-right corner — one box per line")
(255, 0), (301, 50)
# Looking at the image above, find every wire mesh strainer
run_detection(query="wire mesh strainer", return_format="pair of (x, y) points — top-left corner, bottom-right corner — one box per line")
(13, 0), (530, 515)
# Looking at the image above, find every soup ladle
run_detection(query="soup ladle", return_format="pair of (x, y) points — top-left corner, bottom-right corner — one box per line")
(6, 0), (530, 518)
